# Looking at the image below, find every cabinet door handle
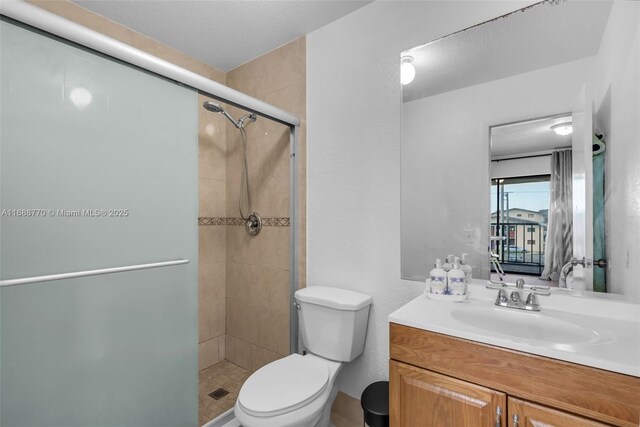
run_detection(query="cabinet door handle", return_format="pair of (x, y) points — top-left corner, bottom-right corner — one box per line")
(495, 406), (502, 427)
(512, 414), (519, 427)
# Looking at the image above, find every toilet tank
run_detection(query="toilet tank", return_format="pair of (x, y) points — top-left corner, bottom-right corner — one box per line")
(295, 286), (372, 362)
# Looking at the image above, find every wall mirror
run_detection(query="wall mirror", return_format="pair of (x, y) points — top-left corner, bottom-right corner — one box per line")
(400, 0), (639, 299)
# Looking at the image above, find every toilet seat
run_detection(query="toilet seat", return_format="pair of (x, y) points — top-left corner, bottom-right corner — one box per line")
(238, 354), (329, 417)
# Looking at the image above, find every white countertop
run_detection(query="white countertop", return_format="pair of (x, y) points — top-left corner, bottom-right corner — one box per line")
(389, 279), (640, 377)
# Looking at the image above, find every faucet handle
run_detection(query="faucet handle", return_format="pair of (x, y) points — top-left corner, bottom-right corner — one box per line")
(528, 286), (551, 296)
(510, 290), (522, 303)
(525, 288), (552, 310)
(496, 289), (508, 305)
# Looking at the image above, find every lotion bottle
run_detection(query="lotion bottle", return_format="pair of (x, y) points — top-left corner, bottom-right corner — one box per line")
(429, 259), (447, 295)
(460, 253), (473, 283)
(447, 257), (466, 295)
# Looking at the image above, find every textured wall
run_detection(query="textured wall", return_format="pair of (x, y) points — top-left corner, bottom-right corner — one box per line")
(594, 2), (640, 300)
(306, 1), (536, 398)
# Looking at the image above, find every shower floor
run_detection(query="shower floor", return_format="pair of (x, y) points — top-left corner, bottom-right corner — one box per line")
(199, 360), (251, 426)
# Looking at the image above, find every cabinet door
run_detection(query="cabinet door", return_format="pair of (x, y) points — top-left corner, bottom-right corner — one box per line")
(508, 397), (609, 426)
(390, 360), (506, 427)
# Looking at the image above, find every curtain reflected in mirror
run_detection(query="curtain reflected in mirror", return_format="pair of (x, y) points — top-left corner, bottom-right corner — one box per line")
(541, 150), (573, 283)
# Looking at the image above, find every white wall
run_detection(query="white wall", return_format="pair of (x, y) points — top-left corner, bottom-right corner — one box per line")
(594, 2), (640, 300)
(306, 1), (536, 399)
(401, 58), (592, 281)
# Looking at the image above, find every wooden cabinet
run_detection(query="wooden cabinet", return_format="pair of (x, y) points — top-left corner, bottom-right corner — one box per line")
(390, 360), (506, 426)
(508, 397), (609, 427)
(390, 323), (640, 427)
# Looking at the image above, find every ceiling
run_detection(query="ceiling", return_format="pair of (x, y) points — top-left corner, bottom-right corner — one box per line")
(72, 0), (371, 72)
(490, 115), (573, 159)
(402, 1), (612, 102)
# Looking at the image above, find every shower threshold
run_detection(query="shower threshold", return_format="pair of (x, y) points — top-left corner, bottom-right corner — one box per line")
(202, 408), (238, 427)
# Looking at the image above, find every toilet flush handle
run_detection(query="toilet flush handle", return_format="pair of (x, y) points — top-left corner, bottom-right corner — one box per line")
(293, 302), (301, 310)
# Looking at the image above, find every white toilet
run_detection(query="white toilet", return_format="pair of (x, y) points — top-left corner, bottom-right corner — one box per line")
(234, 286), (372, 427)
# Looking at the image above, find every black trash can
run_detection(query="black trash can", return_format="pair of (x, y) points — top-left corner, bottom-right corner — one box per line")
(360, 381), (389, 427)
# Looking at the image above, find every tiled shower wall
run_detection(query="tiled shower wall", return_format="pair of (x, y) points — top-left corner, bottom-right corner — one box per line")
(198, 38), (306, 371)
(223, 37), (307, 372)
(198, 94), (228, 369)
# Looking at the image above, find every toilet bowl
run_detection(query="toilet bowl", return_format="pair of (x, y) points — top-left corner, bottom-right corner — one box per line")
(234, 354), (341, 427)
(234, 286), (372, 427)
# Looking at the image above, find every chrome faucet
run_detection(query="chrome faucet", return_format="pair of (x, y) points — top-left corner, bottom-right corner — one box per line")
(487, 278), (550, 311)
(559, 257), (590, 288)
(510, 278), (526, 308)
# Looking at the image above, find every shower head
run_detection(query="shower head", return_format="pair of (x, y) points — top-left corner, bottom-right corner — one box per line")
(202, 101), (255, 129)
(202, 101), (224, 114)
(202, 101), (240, 128)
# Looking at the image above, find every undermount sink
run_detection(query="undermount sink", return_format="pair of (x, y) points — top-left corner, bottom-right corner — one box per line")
(451, 305), (603, 346)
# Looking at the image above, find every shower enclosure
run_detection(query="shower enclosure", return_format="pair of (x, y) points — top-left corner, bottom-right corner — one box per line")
(197, 49), (303, 422)
(0, 3), (300, 426)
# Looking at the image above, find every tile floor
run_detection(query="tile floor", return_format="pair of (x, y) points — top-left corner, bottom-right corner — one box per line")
(330, 412), (362, 427)
(199, 360), (251, 426)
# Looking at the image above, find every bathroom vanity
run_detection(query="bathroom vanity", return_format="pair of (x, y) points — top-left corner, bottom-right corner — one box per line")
(388, 282), (640, 426)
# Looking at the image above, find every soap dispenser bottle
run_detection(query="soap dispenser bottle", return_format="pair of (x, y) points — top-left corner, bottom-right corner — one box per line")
(428, 259), (447, 295)
(460, 253), (473, 283)
(447, 257), (466, 295)
(443, 254), (455, 272)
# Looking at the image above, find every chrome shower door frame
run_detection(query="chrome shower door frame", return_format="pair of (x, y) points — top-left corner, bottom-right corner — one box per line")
(289, 125), (300, 354)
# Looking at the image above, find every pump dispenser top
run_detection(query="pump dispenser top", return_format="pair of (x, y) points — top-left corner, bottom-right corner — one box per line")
(443, 254), (456, 272)
(447, 257), (466, 295)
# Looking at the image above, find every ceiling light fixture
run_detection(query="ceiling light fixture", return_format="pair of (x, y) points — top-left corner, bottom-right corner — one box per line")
(551, 122), (573, 136)
(401, 56), (415, 85)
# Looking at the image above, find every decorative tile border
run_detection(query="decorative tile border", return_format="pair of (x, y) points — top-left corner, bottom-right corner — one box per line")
(198, 217), (290, 227)
(198, 217), (227, 226)
(262, 217), (291, 227)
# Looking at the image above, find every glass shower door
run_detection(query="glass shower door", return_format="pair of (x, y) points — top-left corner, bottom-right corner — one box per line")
(1, 19), (198, 426)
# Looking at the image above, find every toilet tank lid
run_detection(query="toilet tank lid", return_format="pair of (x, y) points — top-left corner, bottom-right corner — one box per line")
(295, 286), (372, 311)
